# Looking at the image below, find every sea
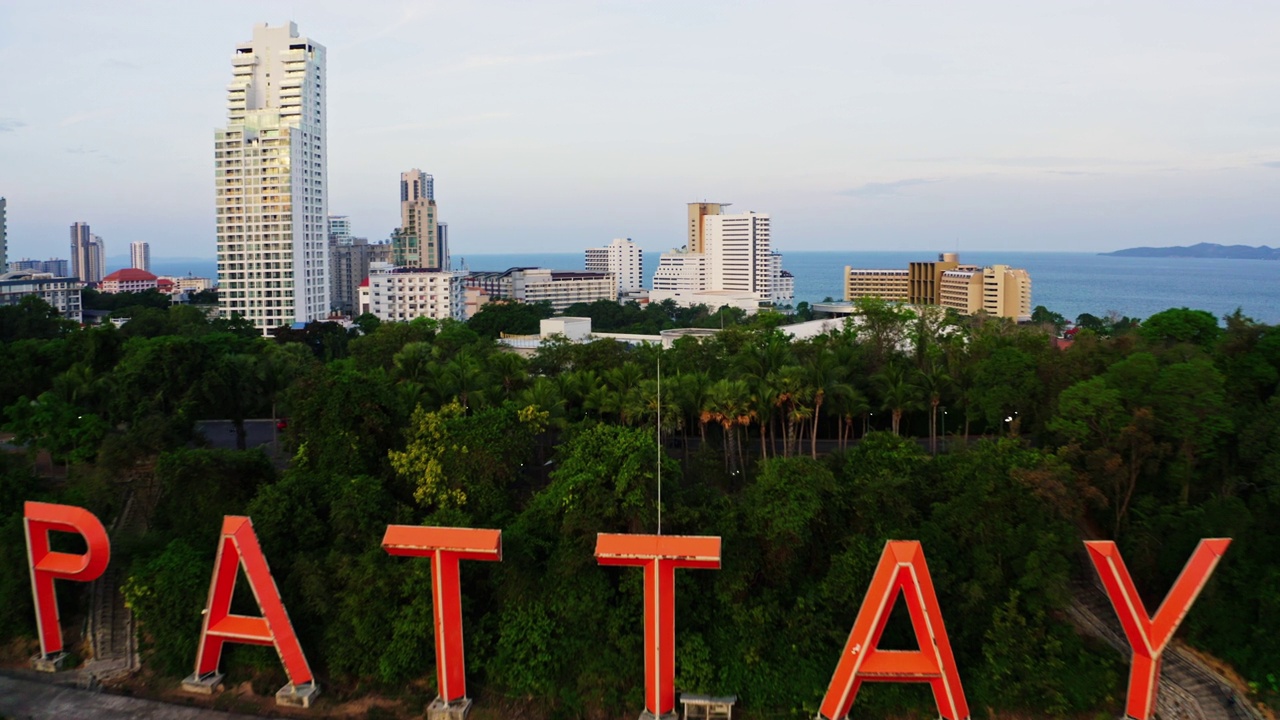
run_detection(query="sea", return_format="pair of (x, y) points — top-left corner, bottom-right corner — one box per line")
(134, 251), (1280, 325)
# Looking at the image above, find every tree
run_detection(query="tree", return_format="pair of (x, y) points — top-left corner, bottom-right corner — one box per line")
(0, 295), (76, 341)
(1139, 307), (1222, 348)
(467, 300), (553, 338)
(872, 363), (922, 435)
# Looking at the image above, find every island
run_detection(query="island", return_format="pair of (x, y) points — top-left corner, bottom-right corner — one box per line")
(1101, 242), (1280, 259)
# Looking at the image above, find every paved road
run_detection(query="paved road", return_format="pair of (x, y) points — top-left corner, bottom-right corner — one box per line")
(0, 673), (257, 720)
(194, 419), (280, 451)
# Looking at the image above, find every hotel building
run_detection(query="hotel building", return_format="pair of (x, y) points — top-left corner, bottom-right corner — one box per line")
(215, 22), (329, 333)
(465, 267), (617, 312)
(585, 238), (644, 293)
(651, 203), (792, 309)
(844, 253), (1032, 321)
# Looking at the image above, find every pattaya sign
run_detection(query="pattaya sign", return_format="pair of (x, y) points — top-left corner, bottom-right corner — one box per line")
(23, 501), (1230, 720)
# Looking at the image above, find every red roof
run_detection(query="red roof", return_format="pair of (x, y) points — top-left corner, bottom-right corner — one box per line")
(103, 268), (158, 282)
(359, 277), (370, 287)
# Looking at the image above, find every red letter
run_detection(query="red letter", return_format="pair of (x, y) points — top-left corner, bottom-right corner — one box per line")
(382, 525), (502, 707)
(819, 541), (968, 720)
(188, 516), (314, 697)
(1085, 538), (1230, 720)
(596, 534), (721, 718)
(23, 501), (111, 660)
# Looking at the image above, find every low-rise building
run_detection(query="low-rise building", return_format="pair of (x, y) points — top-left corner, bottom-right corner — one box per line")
(464, 267), (617, 312)
(101, 268), (159, 294)
(367, 267), (465, 323)
(843, 253), (1031, 321)
(0, 271), (83, 323)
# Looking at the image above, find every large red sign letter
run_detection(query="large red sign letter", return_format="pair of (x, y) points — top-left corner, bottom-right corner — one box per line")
(187, 516), (314, 699)
(23, 501), (111, 661)
(596, 534), (721, 719)
(819, 540), (968, 720)
(1085, 538), (1230, 720)
(382, 525), (502, 707)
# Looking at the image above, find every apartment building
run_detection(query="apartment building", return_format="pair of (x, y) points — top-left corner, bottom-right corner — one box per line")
(0, 271), (83, 323)
(215, 22), (329, 333)
(651, 203), (791, 308)
(367, 267), (464, 322)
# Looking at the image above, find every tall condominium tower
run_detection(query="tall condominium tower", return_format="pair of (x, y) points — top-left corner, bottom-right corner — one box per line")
(393, 169), (446, 270)
(0, 197), (7, 271)
(70, 222), (105, 283)
(216, 22), (328, 332)
(130, 241), (151, 272)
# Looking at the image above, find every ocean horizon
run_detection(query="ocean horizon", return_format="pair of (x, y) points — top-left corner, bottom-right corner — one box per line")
(122, 250), (1280, 325)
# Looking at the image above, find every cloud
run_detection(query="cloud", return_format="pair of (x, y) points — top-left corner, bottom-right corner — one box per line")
(0, 118), (25, 132)
(59, 107), (117, 128)
(1260, 161), (1280, 169)
(839, 178), (936, 197)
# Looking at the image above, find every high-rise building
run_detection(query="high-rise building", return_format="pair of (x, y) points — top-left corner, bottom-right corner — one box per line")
(70, 223), (105, 284)
(393, 169), (446, 271)
(586, 238), (644, 293)
(130, 241), (151, 272)
(329, 236), (373, 316)
(0, 197), (7, 271)
(327, 215), (351, 245)
(651, 203), (790, 309)
(215, 22), (328, 333)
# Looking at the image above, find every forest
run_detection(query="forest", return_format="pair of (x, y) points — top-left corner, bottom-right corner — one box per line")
(1, 293), (1278, 719)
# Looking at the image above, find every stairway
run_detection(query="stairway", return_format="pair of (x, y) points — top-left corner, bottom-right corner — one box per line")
(1067, 578), (1262, 720)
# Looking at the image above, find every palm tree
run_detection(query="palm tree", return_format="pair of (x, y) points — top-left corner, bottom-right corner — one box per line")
(703, 378), (753, 474)
(674, 372), (712, 444)
(917, 364), (953, 454)
(771, 365), (809, 457)
(805, 352), (854, 458)
(487, 351), (530, 399)
(873, 363), (923, 436)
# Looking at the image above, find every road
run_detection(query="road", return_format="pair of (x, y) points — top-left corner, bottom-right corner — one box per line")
(194, 419), (280, 452)
(0, 673), (257, 720)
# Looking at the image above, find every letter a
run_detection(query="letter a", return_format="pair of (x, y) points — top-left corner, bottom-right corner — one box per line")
(818, 540), (968, 720)
(24, 502), (111, 662)
(1085, 538), (1230, 720)
(596, 534), (721, 719)
(185, 516), (316, 704)
(382, 525), (502, 709)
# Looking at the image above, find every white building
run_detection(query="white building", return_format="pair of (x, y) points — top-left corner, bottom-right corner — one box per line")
(367, 267), (465, 323)
(585, 238), (643, 293)
(160, 276), (215, 295)
(101, 268), (159, 294)
(0, 271), (83, 323)
(215, 22), (329, 334)
(327, 215), (352, 245)
(130, 242), (150, 272)
(465, 267), (617, 312)
(650, 203), (788, 309)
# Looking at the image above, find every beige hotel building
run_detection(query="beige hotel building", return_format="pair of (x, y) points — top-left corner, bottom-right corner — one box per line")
(844, 252), (1032, 321)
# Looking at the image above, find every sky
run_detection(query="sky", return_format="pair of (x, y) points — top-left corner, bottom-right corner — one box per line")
(2, 0), (1280, 260)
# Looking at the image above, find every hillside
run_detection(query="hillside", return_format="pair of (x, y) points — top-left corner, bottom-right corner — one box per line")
(1101, 242), (1280, 259)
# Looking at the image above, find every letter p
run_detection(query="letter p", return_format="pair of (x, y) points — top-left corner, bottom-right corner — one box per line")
(24, 501), (112, 658)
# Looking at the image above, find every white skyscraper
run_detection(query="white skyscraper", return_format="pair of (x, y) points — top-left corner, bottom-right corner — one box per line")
(130, 242), (151, 272)
(585, 238), (643, 293)
(216, 22), (328, 332)
(650, 203), (789, 309)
